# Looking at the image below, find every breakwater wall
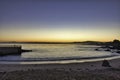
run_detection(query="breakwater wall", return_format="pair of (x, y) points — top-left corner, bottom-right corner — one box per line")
(0, 45), (22, 56)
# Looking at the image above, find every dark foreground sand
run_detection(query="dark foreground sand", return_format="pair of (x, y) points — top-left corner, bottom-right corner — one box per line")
(0, 58), (120, 80)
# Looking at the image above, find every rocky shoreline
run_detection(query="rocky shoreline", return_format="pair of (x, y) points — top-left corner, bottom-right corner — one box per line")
(95, 39), (120, 54)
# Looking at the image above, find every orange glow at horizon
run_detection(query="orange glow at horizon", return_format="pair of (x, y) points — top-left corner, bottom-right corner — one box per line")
(0, 24), (120, 42)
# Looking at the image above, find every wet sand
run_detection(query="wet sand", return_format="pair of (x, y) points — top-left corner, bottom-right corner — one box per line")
(0, 58), (120, 80)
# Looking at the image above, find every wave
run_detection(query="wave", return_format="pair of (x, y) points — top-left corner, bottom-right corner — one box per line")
(0, 55), (118, 62)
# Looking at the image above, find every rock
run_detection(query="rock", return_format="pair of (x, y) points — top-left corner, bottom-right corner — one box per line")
(116, 51), (120, 54)
(102, 60), (111, 67)
(95, 49), (99, 51)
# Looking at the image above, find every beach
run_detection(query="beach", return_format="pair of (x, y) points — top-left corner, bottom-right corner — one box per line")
(0, 0), (120, 79)
(0, 43), (120, 80)
(0, 58), (120, 80)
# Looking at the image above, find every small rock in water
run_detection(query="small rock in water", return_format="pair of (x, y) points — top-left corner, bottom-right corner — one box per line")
(116, 51), (120, 54)
(95, 48), (99, 51)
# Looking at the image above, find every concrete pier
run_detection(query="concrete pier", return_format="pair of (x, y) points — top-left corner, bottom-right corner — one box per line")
(0, 45), (22, 56)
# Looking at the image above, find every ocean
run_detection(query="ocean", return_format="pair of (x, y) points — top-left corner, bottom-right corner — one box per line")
(0, 43), (120, 64)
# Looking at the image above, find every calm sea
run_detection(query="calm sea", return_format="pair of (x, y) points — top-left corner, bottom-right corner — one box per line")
(0, 43), (120, 64)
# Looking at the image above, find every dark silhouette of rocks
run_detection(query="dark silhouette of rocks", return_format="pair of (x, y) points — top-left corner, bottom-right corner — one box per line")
(102, 60), (111, 67)
(104, 39), (120, 50)
(95, 39), (120, 54)
(116, 51), (120, 54)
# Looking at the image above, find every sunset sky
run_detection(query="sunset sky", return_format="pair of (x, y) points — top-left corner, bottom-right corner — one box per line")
(0, 0), (120, 42)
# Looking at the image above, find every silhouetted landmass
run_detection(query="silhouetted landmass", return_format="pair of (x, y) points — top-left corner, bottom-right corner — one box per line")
(0, 42), (73, 44)
(0, 41), (105, 44)
(73, 41), (104, 45)
(0, 40), (119, 48)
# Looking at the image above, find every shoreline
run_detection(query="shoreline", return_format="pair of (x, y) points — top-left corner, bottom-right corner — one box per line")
(0, 55), (120, 64)
(0, 57), (120, 72)
(0, 52), (119, 62)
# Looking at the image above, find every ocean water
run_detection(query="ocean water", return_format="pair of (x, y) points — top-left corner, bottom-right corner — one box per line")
(0, 43), (120, 64)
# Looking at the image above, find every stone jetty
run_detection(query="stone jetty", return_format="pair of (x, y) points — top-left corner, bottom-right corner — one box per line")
(0, 45), (23, 56)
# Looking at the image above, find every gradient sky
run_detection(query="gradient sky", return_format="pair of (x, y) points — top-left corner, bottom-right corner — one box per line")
(0, 0), (120, 42)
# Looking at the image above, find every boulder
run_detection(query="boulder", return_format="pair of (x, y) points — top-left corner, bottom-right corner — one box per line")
(102, 60), (111, 67)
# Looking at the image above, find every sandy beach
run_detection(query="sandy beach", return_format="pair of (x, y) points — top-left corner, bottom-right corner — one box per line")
(0, 58), (120, 80)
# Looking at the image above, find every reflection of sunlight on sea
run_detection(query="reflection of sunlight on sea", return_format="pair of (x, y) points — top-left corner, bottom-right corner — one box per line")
(21, 44), (115, 58)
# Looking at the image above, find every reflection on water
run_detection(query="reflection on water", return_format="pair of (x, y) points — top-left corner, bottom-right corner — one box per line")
(0, 43), (120, 64)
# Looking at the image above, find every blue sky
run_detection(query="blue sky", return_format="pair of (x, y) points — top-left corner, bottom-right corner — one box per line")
(0, 0), (120, 42)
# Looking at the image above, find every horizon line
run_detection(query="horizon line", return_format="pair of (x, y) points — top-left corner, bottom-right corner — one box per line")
(0, 40), (115, 43)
